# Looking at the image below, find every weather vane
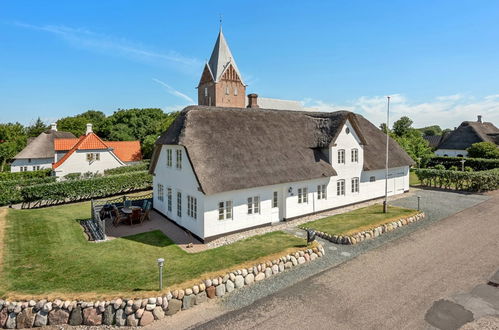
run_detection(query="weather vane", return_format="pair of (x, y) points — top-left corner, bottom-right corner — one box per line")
(219, 14), (223, 29)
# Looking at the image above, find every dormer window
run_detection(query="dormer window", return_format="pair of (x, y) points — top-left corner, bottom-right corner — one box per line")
(338, 149), (345, 164)
(351, 148), (358, 162)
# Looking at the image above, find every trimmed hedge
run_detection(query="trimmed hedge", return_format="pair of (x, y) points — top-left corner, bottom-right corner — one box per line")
(20, 171), (152, 207)
(0, 169), (52, 182)
(0, 177), (57, 206)
(414, 168), (499, 192)
(104, 161), (150, 175)
(427, 156), (499, 171)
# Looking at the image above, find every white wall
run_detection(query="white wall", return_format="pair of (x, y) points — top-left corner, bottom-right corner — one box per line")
(53, 149), (123, 177)
(11, 158), (53, 172)
(152, 145), (205, 238)
(435, 149), (468, 157)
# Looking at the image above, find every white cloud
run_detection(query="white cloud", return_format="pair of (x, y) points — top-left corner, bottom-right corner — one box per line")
(152, 78), (194, 104)
(12, 22), (201, 69)
(303, 94), (499, 128)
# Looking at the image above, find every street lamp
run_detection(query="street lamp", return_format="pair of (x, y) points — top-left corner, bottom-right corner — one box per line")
(460, 159), (466, 171)
(157, 258), (165, 291)
(383, 96), (391, 213)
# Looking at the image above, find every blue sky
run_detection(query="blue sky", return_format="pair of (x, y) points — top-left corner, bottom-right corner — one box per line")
(1, 0), (499, 127)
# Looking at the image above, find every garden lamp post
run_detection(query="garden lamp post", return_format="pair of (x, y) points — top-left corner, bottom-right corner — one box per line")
(417, 195), (421, 211)
(157, 258), (165, 291)
(460, 159), (466, 171)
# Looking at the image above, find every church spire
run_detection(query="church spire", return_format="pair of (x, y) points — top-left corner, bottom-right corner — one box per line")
(207, 29), (245, 85)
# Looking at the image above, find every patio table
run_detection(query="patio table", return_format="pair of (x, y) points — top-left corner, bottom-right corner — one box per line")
(121, 206), (141, 225)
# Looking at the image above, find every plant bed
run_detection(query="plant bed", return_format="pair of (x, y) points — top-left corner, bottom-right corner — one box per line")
(300, 204), (424, 245)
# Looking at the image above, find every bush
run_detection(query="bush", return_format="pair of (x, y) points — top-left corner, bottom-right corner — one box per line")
(414, 168), (499, 192)
(64, 173), (82, 181)
(449, 165), (458, 171)
(20, 171), (152, 207)
(426, 156), (499, 171)
(104, 162), (149, 175)
(464, 166), (473, 172)
(434, 164), (446, 170)
(467, 142), (499, 159)
(0, 177), (57, 205)
(0, 169), (52, 182)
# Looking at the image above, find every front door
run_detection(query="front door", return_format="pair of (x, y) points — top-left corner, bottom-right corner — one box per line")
(270, 190), (281, 223)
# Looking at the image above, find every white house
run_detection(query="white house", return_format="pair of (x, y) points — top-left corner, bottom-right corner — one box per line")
(149, 105), (414, 242)
(435, 115), (499, 157)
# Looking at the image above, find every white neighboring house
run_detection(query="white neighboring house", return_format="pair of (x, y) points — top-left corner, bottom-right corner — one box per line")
(150, 104), (414, 243)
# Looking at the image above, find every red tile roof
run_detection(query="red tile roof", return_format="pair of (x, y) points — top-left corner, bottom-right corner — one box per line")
(106, 141), (142, 162)
(54, 138), (79, 151)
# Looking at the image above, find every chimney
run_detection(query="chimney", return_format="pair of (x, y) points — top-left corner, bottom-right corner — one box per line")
(247, 93), (259, 109)
(86, 123), (93, 135)
(51, 123), (57, 131)
(477, 115), (482, 123)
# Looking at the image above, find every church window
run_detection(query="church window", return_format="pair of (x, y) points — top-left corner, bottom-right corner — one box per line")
(204, 87), (208, 97)
(226, 86), (230, 95)
(234, 87), (238, 96)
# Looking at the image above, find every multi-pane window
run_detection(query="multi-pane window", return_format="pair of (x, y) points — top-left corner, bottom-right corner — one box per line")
(272, 191), (278, 208)
(369, 176), (376, 182)
(157, 184), (164, 201)
(167, 188), (172, 212)
(337, 180), (345, 196)
(218, 201), (233, 220)
(247, 196), (260, 214)
(20, 166), (27, 172)
(176, 149), (182, 169)
(177, 192), (182, 217)
(317, 184), (327, 200)
(351, 148), (359, 162)
(338, 149), (345, 164)
(166, 149), (173, 167)
(351, 177), (360, 193)
(187, 195), (197, 219)
(86, 153), (100, 161)
(298, 187), (308, 203)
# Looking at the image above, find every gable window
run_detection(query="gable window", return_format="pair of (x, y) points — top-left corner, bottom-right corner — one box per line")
(351, 177), (359, 193)
(204, 87), (208, 97)
(166, 149), (173, 167)
(226, 86), (230, 95)
(187, 195), (197, 219)
(337, 180), (345, 196)
(298, 187), (308, 203)
(338, 149), (345, 164)
(157, 184), (164, 201)
(167, 188), (172, 212)
(218, 201), (233, 220)
(234, 87), (238, 96)
(86, 153), (100, 161)
(177, 192), (182, 217)
(176, 149), (182, 169)
(272, 191), (278, 208)
(351, 148), (359, 162)
(247, 196), (260, 214)
(369, 176), (376, 182)
(317, 184), (327, 200)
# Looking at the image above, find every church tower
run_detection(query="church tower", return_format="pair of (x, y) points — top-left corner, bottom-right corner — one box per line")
(197, 28), (246, 107)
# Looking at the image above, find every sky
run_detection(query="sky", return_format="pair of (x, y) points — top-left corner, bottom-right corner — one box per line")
(1, 0), (499, 128)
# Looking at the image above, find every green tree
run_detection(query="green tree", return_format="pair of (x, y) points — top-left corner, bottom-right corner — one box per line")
(417, 125), (442, 136)
(57, 110), (107, 136)
(141, 134), (158, 159)
(26, 117), (48, 137)
(392, 116), (413, 137)
(467, 142), (499, 159)
(0, 123), (27, 171)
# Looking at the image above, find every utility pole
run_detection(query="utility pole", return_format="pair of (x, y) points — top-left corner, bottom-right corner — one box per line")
(383, 96), (390, 213)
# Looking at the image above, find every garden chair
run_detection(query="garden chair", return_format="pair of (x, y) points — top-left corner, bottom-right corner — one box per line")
(131, 208), (142, 225)
(137, 209), (150, 224)
(124, 200), (132, 208)
(112, 208), (128, 227)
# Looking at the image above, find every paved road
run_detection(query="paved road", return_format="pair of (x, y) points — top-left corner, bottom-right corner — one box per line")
(179, 191), (499, 330)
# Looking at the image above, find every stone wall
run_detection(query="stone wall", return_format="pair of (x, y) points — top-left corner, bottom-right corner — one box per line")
(0, 245), (325, 329)
(303, 212), (425, 245)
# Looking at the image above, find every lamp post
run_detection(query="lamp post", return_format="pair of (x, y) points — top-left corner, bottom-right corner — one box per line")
(460, 159), (466, 171)
(417, 195), (421, 211)
(157, 258), (165, 291)
(383, 96), (390, 213)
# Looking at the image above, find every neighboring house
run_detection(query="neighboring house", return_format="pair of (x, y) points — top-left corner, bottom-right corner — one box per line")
(435, 116), (499, 157)
(150, 104), (414, 243)
(11, 123), (75, 172)
(52, 124), (142, 177)
(423, 135), (442, 149)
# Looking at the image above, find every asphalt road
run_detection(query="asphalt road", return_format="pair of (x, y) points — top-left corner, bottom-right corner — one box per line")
(177, 190), (499, 330)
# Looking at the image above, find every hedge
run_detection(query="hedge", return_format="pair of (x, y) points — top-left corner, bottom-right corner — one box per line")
(20, 171), (152, 208)
(414, 168), (499, 192)
(0, 177), (57, 206)
(103, 161), (150, 175)
(0, 169), (52, 182)
(426, 156), (499, 171)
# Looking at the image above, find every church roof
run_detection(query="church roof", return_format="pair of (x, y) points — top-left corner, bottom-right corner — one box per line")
(207, 29), (245, 85)
(150, 106), (414, 195)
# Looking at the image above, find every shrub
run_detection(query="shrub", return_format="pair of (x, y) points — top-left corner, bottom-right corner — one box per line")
(464, 166), (473, 172)
(104, 162), (150, 175)
(64, 173), (82, 181)
(426, 156), (499, 171)
(414, 168), (499, 192)
(449, 165), (458, 171)
(20, 171), (152, 207)
(0, 169), (52, 182)
(466, 142), (499, 159)
(434, 164), (446, 170)
(0, 177), (57, 206)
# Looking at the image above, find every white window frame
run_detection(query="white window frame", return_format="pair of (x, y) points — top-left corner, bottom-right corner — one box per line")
(177, 191), (182, 217)
(86, 153), (100, 162)
(176, 149), (182, 169)
(317, 184), (327, 200)
(167, 188), (172, 212)
(166, 149), (172, 167)
(298, 187), (308, 203)
(187, 195), (197, 219)
(272, 191), (278, 208)
(351, 177), (360, 193)
(157, 184), (164, 201)
(351, 148), (358, 163)
(247, 196), (260, 214)
(337, 180), (345, 196)
(218, 200), (233, 220)
(338, 149), (345, 164)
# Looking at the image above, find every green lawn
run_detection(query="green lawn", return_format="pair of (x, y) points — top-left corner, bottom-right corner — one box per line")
(0, 202), (305, 298)
(410, 170), (421, 186)
(299, 204), (419, 237)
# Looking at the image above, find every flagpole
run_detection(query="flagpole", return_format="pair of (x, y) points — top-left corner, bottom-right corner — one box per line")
(383, 96), (390, 213)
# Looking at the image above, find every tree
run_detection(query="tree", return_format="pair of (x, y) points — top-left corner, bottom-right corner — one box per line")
(0, 123), (27, 171)
(466, 142), (499, 159)
(392, 116), (413, 137)
(57, 110), (107, 136)
(26, 117), (48, 137)
(392, 130), (433, 166)
(417, 125), (442, 136)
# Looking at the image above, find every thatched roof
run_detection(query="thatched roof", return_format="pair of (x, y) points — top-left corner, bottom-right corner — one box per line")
(13, 130), (76, 159)
(423, 135), (443, 149)
(150, 106), (414, 195)
(437, 121), (499, 150)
